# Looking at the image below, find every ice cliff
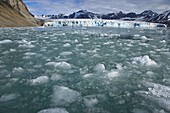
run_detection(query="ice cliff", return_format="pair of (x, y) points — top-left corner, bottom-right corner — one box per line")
(44, 19), (166, 28)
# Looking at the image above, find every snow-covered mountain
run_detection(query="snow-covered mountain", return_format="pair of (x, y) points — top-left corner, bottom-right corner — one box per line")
(37, 10), (170, 27)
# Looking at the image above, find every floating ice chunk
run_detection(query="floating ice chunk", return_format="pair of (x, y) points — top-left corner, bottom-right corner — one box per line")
(37, 108), (69, 113)
(84, 107), (110, 113)
(12, 67), (24, 75)
(46, 61), (71, 69)
(30, 76), (49, 85)
(0, 93), (19, 102)
(10, 49), (16, 52)
(132, 108), (149, 113)
(116, 64), (123, 70)
(52, 85), (80, 106)
(135, 82), (170, 112)
(146, 71), (154, 76)
(133, 34), (140, 37)
(0, 39), (12, 44)
(135, 91), (170, 112)
(50, 74), (62, 81)
(55, 62), (71, 69)
(93, 63), (105, 73)
(63, 43), (71, 47)
(132, 55), (157, 66)
(142, 82), (170, 98)
(74, 39), (79, 43)
(24, 52), (36, 56)
(107, 71), (119, 79)
(45, 62), (57, 66)
(2, 51), (9, 55)
(141, 36), (148, 40)
(76, 44), (83, 47)
(59, 51), (73, 56)
(18, 39), (35, 48)
(83, 95), (99, 107)
(83, 73), (94, 78)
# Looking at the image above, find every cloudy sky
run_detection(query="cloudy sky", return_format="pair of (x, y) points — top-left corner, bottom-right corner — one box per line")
(23, 0), (170, 15)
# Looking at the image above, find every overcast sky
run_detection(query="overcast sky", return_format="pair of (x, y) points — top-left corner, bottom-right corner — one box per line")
(23, 0), (170, 15)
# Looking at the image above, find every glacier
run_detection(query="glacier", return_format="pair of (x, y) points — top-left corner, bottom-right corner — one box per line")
(44, 19), (166, 28)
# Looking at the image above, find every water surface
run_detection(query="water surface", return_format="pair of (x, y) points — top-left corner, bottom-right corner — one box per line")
(0, 27), (170, 113)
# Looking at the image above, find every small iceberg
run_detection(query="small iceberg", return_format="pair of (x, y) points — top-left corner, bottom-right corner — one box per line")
(52, 85), (80, 106)
(38, 108), (69, 113)
(0, 39), (13, 44)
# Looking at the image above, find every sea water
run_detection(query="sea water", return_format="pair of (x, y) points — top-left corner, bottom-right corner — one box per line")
(0, 27), (170, 113)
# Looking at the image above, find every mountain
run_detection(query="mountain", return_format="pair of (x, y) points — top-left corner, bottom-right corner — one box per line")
(45, 10), (170, 27)
(148, 10), (170, 27)
(0, 0), (40, 27)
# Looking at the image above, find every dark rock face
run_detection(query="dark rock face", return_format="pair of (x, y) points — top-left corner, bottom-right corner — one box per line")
(0, 0), (39, 27)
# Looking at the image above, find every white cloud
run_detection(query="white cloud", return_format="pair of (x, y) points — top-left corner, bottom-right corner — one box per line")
(23, 0), (170, 15)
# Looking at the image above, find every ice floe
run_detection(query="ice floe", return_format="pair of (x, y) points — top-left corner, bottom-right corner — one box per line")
(83, 95), (99, 108)
(18, 39), (35, 48)
(93, 63), (106, 73)
(38, 108), (69, 113)
(132, 55), (157, 66)
(135, 82), (170, 112)
(24, 52), (36, 56)
(59, 51), (73, 56)
(0, 93), (19, 102)
(9, 49), (16, 52)
(63, 43), (71, 47)
(45, 61), (71, 69)
(29, 76), (49, 85)
(106, 70), (120, 79)
(132, 108), (149, 113)
(51, 85), (80, 106)
(50, 74), (62, 81)
(83, 73), (94, 78)
(12, 67), (24, 75)
(0, 39), (13, 44)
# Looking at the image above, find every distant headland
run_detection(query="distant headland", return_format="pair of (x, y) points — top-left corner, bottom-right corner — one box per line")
(0, 0), (43, 27)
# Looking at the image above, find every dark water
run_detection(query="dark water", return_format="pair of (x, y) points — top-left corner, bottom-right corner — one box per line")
(0, 27), (170, 113)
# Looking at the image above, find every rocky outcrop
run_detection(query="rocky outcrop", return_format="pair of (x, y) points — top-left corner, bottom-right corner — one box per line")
(0, 0), (39, 27)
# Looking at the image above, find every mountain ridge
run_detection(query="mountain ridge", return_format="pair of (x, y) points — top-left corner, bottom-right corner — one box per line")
(0, 0), (39, 27)
(42, 10), (170, 27)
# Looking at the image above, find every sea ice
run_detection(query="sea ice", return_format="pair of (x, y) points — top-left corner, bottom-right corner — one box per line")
(0, 39), (13, 44)
(24, 52), (36, 56)
(83, 95), (99, 107)
(135, 82), (170, 112)
(59, 51), (73, 56)
(50, 74), (62, 81)
(12, 67), (24, 75)
(83, 73), (94, 78)
(9, 49), (16, 52)
(30, 76), (49, 85)
(132, 55), (157, 66)
(0, 93), (19, 102)
(46, 61), (71, 69)
(51, 85), (80, 106)
(18, 39), (35, 48)
(93, 63), (106, 73)
(106, 70), (120, 79)
(37, 108), (69, 113)
(63, 43), (71, 47)
(132, 108), (149, 113)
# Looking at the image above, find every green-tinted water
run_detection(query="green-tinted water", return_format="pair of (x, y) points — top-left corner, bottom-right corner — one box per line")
(0, 27), (170, 113)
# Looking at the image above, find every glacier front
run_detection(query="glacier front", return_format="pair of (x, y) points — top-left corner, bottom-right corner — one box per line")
(44, 19), (166, 28)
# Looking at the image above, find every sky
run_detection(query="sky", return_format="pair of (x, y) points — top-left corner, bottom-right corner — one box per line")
(23, 0), (170, 15)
